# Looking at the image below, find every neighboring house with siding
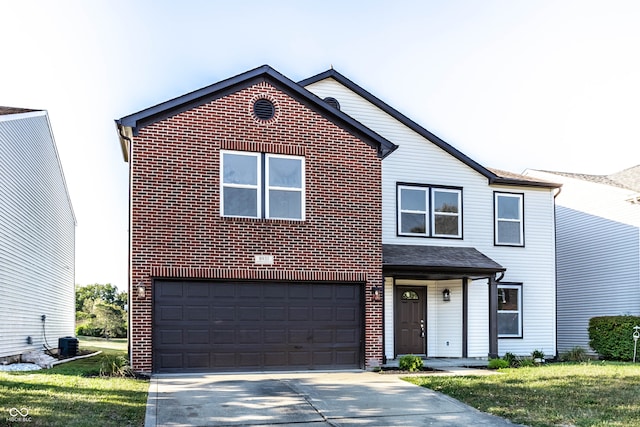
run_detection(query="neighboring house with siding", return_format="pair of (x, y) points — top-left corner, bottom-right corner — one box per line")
(116, 65), (559, 374)
(0, 107), (76, 361)
(525, 166), (640, 354)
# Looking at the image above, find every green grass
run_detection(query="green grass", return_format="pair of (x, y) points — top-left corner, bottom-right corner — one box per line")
(405, 362), (640, 427)
(0, 337), (148, 427)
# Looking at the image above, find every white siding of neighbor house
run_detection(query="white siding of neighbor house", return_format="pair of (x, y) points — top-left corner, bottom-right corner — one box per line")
(525, 170), (640, 354)
(307, 79), (557, 358)
(0, 111), (75, 359)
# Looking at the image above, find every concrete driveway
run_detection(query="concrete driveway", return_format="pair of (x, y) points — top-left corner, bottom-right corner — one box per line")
(145, 371), (523, 426)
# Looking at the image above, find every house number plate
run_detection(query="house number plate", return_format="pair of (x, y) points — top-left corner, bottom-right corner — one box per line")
(254, 255), (274, 265)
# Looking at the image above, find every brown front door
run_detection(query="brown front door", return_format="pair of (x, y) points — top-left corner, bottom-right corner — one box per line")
(395, 286), (426, 355)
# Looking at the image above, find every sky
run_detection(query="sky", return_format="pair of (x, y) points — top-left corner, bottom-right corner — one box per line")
(2, 0), (639, 292)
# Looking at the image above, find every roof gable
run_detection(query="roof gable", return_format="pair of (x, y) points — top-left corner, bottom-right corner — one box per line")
(116, 65), (397, 162)
(300, 70), (560, 189)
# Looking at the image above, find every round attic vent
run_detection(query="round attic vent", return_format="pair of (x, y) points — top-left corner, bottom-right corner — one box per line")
(323, 97), (341, 110)
(253, 98), (275, 121)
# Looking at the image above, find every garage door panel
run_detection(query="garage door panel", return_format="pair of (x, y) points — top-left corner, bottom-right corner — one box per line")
(238, 306), (261, 321)
(264, 307), (286, 320)
(212, 306), (235, 321)
(154, 281), (363, 372)
(288, 307), (310, 321)
(186, 283), (210, 298)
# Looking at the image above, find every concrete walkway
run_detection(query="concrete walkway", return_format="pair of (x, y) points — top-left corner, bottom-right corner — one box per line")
(145, 370), (523, 426)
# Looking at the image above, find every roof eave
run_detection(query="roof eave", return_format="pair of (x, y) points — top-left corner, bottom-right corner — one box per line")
(489, 176), (563, 189)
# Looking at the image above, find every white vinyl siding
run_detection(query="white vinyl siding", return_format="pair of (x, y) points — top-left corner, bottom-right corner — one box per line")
(0, 111), (76, 358)
(306, 78), (557, 358)
(525, 170), (640, 354)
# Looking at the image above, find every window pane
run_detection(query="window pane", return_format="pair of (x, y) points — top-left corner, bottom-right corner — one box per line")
(223, 153), (257, 185)
(498, 196), (520, 219)
(223, 187), (257, 217)
(498, 313), (520, 335)
(498, 221), (521, 244)
(269, 190), (301, 219)
(401, 291), (419, 300)
(401, 188), (426, 211)
(498, 288), (519, 310)
(269, 157), (301, 188)
(433, 191), (459, 213)
(434, 214), (459, 236)
(401, 212), (426, 234)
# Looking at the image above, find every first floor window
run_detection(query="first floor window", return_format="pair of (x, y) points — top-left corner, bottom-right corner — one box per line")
(497, 283), (522, 338)
(221, 150), (304, 220)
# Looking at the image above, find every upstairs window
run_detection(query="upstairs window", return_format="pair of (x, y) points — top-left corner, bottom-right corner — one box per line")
(494, 192), (524, 246)
(398, 184), (462, 238)
(221, 150), (304, 220)
(498, 284), (523, 338)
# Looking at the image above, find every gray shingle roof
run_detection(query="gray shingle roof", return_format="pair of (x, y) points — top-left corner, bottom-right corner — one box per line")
(383, 244), (505, 279)
(541, 165), (640, 192)
(0, 106), (39, 116)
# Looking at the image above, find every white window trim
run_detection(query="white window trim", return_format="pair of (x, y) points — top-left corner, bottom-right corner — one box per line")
(220, 150), (261, 218)
(398, 185), (429, 236)
(495, 192), (524, 246)
(497, 284), (523, 338)
(431, 188), (462, 238)
(265, 153), (305, 221)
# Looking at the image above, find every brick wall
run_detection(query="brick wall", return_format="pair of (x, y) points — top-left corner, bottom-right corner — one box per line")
(130, 81), (383, 373)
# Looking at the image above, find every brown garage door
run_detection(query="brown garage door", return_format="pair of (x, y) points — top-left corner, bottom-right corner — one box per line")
(153, 280), (363, 373)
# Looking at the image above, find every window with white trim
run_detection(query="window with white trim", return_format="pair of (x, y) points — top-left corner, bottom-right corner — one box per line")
(398, 184), (461, 238)
(495, 192), (524, 246)
(498, 284), (522, 338)
(221, 150), (304, 220)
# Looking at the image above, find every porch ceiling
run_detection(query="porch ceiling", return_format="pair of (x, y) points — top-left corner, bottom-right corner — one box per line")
(382, 244), (506, 280)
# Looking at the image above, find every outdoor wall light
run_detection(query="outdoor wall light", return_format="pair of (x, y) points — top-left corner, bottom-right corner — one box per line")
(372, 286), (382, 302)
(442, 288), (451, 302)
(137, 283), (146, 299)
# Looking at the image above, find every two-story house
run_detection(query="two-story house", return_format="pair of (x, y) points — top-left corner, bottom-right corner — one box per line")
(301, 71), (560, 361)
(0, 107), (76, 363)
(525, 166), (640, 354)
(116, 66), (560, 374)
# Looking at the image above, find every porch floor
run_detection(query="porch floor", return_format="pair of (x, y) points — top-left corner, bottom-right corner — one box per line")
(383, 357), (488, 370)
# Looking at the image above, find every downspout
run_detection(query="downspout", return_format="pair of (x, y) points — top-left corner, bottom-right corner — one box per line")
(117, 124), (134, 366)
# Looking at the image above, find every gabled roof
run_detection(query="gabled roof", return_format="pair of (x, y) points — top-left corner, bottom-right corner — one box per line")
(538, 165), (640, 193)
(299, 70), (560, 189)
(116, 65), (397, 162)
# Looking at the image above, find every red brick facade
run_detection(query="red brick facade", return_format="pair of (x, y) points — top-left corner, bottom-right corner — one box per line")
(129, 81), (383, 373)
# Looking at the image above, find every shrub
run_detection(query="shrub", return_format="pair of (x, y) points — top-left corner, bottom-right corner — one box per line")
(532, 349), (545, 360)
(399, 354), (424, 372)
(560, 346), (590, 362)
(99, 354), (133, 377)
(518, 358), (535, 367)
(488, 358), (509, 369)
(503, 352), (518, 367)
(589, 315), (640, 361)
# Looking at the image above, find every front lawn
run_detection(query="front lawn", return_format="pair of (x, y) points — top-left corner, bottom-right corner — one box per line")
(405, 362), (640, 427)
(0, 337), (148, 427)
